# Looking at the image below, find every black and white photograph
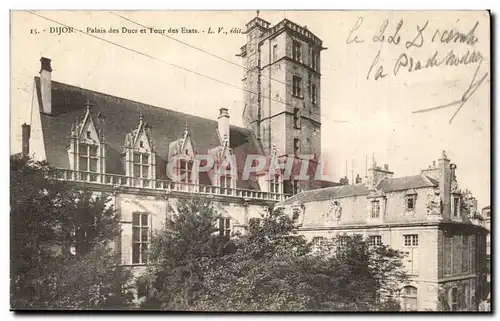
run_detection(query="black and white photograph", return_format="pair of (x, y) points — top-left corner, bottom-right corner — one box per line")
(9, 10), (491, 312)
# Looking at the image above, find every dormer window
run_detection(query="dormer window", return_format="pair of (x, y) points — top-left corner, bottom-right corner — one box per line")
(78, 143), (98, 172)
(133, 152), (149, 179)
(220, 172), (232, 195)
(269, 174), (282, 194)
(123, 114), (156, 187)
(178, 159), (193, 184)
(69, 105), (105, 178)
(405, 190), (417, 212)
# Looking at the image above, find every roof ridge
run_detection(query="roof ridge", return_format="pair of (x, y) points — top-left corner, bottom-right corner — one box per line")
(34, 76), (250, 132)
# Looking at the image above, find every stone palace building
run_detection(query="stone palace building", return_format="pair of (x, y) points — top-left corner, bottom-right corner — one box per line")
(17, 13), (488, 311)
(276, 152), (489, 311)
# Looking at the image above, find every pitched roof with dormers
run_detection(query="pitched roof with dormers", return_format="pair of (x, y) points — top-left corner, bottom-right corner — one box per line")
(276, 174), (439, 207)
(35, 77), (263, 190)
(374, 174), (439, 193)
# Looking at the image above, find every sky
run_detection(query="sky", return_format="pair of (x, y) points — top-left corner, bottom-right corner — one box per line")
(10, 10), (490, 209)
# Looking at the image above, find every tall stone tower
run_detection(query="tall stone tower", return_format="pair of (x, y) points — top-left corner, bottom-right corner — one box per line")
(238, 13), (326, 194)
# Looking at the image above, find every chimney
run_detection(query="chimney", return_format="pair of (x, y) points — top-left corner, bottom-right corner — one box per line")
(366, 162), (394, 189)
(438, 150), (452, 219)
(217, 108), (230, 146)
(21, 123), (31, 157)
(39, 57), (52, 114)
(421, 159), (440, 180)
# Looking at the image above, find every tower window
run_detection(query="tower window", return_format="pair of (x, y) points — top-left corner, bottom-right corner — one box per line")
(312, 50), (318, 70)
(292, 39), (302, 62)
(293, 138), (300, 155)
(293, 108), (301, 129)
(311, 84), (317, 104)
(308, 72), (312, 96)
(273, 44), (278, 62)
(292, 76), (302, 97)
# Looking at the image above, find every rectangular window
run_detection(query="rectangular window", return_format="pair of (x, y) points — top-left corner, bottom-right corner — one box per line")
(220, 175), (231, 188)
(444, 235), (453, 275)
(453, 197), (460, 218)
(292, 39), (302, 62)
(293, 179), (300, 194)
(339, 236), (348, 248)
(292, 76), (302, 97)
(178, 160), (193, 183)
(464, 284), (470, 309)
(218, 217), (231, 237)
(369, 235), (382, 246)
(293, 108), (301, 128)
(269, 174), (281, 194)
(89, 146), (98, 157)
(404, 234), (419, 247)
(308, 72), (312, 97)
(79, 144), (88, 156)
(133, 152), (150, 179)
(312, 236), (324, 252)
(406, 195), (416, 211)
(293, 138), (300, 156)
(132, 213), (149, 264)
(78, 143), (98, 172)
(312, 50), (317, 70)
(371, 200), (380, 218)
(462, 235), (470, 273)
(311, 84), (317, 104)
(272, 44), (278, 62)
(450, 287), (458, 311)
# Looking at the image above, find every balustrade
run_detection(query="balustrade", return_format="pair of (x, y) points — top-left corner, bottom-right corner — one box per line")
(52, 168), (289, 202)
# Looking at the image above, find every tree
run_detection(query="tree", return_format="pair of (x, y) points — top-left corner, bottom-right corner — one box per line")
(10, 156), (133, 310)
(193, 211), (407, 311)
(141, 196), (234, 310)
(144, 201), (408, 311)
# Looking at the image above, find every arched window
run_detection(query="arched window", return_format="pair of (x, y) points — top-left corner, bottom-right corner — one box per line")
(401, 286), (418, 311)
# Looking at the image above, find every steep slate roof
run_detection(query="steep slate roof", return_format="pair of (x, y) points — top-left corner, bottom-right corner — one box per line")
(277, 183), (370, 206)
(277, 174), (439, 207)
(375, 174), (439, 193)
(35, 77), (263, 189)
